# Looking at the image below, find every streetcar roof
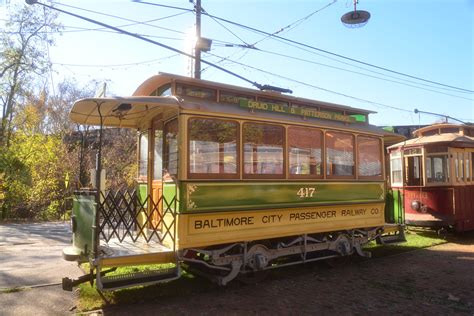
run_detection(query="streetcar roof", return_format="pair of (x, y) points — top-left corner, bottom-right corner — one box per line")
(70, 96), (180, 129)
(69, 74), (403, 142)
(388, 133), (474, 149)
(134, 72), (376, 116)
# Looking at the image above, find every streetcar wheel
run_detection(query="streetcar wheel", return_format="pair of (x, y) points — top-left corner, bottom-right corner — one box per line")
(437, 227), (448, 239)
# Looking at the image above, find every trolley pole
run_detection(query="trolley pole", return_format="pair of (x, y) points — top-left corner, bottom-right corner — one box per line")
(194, 0), (202, 79)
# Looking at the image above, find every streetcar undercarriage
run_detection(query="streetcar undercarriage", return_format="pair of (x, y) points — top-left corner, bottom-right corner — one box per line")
(180, 228), (384, 285)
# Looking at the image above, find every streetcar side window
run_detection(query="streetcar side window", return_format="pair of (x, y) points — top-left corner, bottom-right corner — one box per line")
(325, 131), (355, 178)
(390, 151), (403, 186)
(288, 126), (322, 178)
(153, 130), (163, 180)
(164, 119), (178, 178)
(188, 118), (239, 179)
(466, 153), (471, 182)
(138, 131), (149, 180)
(426, 155), (448, 184)
(454, 152), (465, 182)
(405, 155), (423, 186)
(150, 83), (172, 96)
(357, 136), (382, 179)
(243, 123), (284, 178)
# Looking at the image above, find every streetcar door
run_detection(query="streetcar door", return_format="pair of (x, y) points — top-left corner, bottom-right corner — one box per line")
(162, 118), (179, 218)
(148, 117), (178, 236)
(150, 117), (164, 230)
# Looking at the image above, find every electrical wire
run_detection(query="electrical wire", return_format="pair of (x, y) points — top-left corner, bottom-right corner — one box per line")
(205, 51), (414, 113)
(251, 48), (473, 101)
(56, 11), (190, 34)
(251, 0), (337, 47)
(200, 1), (336, 76)
(30, 1), (271, 91)
(44, 1), (472, 98)
(201, 11), (474, 94)
(197, 3), (251, 47)
(133, 1), (473, 93)
(53, 2), (187, 35)
(53, 54), (180, 68)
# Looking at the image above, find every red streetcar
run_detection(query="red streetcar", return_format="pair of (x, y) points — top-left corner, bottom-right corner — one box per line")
(388, 123), (474, 234)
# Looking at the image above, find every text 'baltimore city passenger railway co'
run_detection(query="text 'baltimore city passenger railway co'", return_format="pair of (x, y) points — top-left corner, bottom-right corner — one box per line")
(192, 206), (381, 231)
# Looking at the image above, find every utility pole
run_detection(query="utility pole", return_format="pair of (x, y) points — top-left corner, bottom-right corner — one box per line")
(194, 0), (201, 79)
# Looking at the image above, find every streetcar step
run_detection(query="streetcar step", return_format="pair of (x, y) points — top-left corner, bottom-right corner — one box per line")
(98, 267), (180, 290)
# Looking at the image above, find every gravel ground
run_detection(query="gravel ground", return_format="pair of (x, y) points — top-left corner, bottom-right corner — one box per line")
(101, 232), (474, 315)
(1, 223), (472, 315)
(0, 222), (83, 316)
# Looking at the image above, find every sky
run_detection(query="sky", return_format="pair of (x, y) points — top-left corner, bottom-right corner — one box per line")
(2, 0), (473, 126)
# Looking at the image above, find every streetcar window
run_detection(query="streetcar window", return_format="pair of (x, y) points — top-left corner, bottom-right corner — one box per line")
(426, 155), (448, 183)
(455, 153), (464, 182)
(466, 153), (471, 182)
(441, 127), (459, 134)
(150, 84), (172, 96)
(138, 132), (148, 180)
(164, 119), (178, 178)
(357, 136), (382, 178)
(288, 127), (322, 177)
(421, 129), (438, 136)
(405, 156), (423, 186)
(176, 83), (216, 101)
(153, 130), (163, 180)
(390, 152), (403, 185)
(219, 91), (255, 104)
(188, 118), (239, 178)
(243, 123), (284, 177)
(325, 131), (355, 178)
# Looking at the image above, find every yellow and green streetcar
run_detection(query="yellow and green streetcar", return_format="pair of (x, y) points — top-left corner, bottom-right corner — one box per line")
(62, 73), (405, 291)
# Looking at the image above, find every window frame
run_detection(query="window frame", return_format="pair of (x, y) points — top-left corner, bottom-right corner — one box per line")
(163, 118), (179, 179)
(137, 130), (149, 182)
(357, 135), (383, 180)
(242, 122), (286, 180)
(390, 150), (403, 187)
(287, 126), (323, 179)
(425, 153), (450, 186)
(187, 117), (241, 180)
(325, 130), (356, 179)
(403, 147), (424, 187)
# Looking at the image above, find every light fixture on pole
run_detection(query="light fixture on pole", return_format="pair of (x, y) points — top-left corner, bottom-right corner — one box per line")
(341, 0), (371, 28)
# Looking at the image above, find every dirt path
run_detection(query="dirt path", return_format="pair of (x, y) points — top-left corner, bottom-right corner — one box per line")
(103, 233), (474, 315)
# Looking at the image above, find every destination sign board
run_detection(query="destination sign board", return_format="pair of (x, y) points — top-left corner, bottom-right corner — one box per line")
(239, 99), (356, 123)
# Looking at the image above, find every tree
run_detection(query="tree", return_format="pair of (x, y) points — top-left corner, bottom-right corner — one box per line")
(0, 3), (61, 146)
(0, 100), (66, 219)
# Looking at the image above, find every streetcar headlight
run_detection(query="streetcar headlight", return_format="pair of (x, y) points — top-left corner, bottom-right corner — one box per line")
(411, 200), (421, 212)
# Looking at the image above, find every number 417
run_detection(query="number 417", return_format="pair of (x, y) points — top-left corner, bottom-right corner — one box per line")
(297, 187), (316, 198)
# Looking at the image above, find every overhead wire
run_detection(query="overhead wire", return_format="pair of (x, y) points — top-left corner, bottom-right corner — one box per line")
(47, 1), (471, 98)
(53, 54), (180, 68)
(200, 11), (474, 94)
(197, 1), (254, 74)
(250, 48), (473, 101)
(204, 51), (414, 113)
(56, 11), (190, 34)
(195, 2), (251, 47)
(200, 0), (336, 75)
(30, 1), (271, 91)
(261, 36), (471, 95)
(251, 0), (337, 47)
(53, 2), (187, 35)
(25, 1), (471, 121)
(133, 1), (473, 94)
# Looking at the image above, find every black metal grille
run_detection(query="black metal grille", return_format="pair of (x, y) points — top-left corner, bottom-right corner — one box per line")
(97, 190), (176, 247)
